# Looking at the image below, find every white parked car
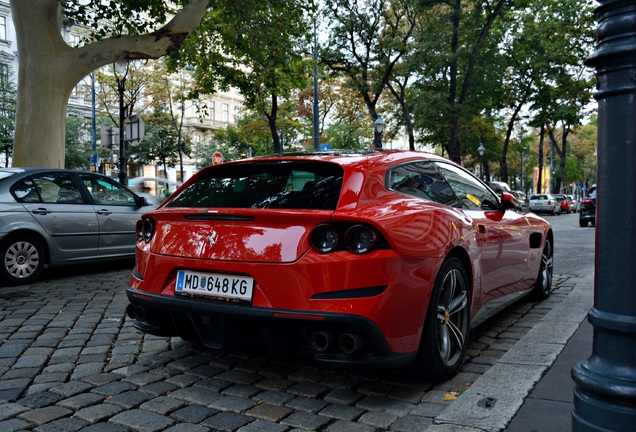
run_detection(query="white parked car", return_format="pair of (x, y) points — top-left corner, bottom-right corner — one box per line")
(529, 193), (561, 215)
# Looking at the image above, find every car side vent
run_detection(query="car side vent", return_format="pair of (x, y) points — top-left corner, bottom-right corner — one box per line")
(529, 232), (543, 249)
(184, 215), (255, 221)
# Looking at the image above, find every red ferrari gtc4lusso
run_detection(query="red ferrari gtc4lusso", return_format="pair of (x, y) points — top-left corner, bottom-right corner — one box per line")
(126, 150), (553, 382)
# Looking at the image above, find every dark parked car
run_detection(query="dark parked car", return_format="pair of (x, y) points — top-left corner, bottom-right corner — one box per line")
(127, 150), (554, 382)
(0, 168), (154, 285)
(579, 185), (596, 227)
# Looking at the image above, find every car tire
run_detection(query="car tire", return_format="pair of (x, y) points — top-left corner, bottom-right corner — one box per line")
(0, 235), (46, 286)
(414, 257), (470, 383)
(531, 237), (553, 300)
(579, 220), (588, 227)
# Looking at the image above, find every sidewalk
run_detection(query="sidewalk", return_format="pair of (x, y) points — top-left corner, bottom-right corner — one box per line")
(424, 272), (594, 432)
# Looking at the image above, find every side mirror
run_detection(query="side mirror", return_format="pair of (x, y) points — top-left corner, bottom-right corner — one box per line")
(500, 192), (518, 211)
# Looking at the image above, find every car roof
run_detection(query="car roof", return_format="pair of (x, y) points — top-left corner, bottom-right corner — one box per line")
(210, 149), (453, 171)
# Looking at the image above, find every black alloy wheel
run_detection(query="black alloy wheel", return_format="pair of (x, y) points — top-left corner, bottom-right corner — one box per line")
(532, 238), (553, 300)
(415, 257), (470, 382)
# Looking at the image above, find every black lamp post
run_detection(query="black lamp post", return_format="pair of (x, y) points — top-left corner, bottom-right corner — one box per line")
(571, 0), (636, 430)
(374, 114), (385, 149)
(478, 143), (486, 181)
(114, 60), (129, 185)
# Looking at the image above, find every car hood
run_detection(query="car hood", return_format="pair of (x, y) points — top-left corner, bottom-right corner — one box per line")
(147, 209), (332, 263)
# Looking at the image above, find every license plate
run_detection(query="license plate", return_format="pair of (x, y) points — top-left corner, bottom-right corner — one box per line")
(175, 270), (254, 302)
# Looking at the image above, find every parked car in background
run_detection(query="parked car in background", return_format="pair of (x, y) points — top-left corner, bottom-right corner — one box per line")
(512, 191), (530, 212)
(553, 194), (571, 213)
(567, 195), (580, 213)
(127, 150), (554, 383)
(529, 193), (561, 215)
(579, 185), (597, 227)
(0, 168), (154, 285)
(488, 181), (512, 195)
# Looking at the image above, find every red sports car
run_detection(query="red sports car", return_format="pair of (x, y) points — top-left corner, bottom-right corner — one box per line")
(126, 150), (553, 382)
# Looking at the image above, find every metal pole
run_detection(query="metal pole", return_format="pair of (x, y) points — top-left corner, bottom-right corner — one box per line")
(91, 72), (97, 172)
(313, 17), (320, 151)
(117, 76), (126, 185)
(571, 0), (636, 430)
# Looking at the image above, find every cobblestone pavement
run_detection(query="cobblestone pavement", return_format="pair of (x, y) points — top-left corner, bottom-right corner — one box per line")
(0, 262), (574, 432)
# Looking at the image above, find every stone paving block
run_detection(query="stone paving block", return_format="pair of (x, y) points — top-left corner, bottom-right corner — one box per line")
(34, 372), (70, 384)
(163, 423), (210, 432)
(215, 370), (261, 385)
(57, 392), (106, 410)
(0, 402), (30, 420)
(79, 421), (129, 432)
(109, 408), (175, 432)
(319, 403), (364, 421)
(388, 414), (433, 432)
(0, 388), (25, 402)
(18, 405), (73, 425)
(222, 383), (261, 398)
(18, 391), (65, 408)
(110, 365), (149, 377)
(202, 411), (252, 431)
(281, 411), (331, 430)
(48, 380), (94, 397)
(245, 403), (293, 422)
(73, 403), (125, 423)
(138, 381), (179, 396)
(169, 405), (219, 423)
(167, 373), (201, 388)
(169, 387), (222, 405)
(193, 377), (233, 392)
(31, 416), (87, 432)
(287, 382), (328, 398)
(324, 419), (376, 432)
(122, 372), (165, 386)
(209, 394), (256, 412)
(355, 395), (415, 416)
(82, 372), (121, 386)
(253, 390), (295, 406)
(140, 396), (186, 415)
(91, 381), (137, 396)
(324, 389), (365, 405)
(286, 396), (328, 413)
(238, 419), (288, 432)
(106, 390), (154, 409)
(357, 410), (398, 429)
(254, 377), (294, 391)
(0, 418), (32, 432)
(2, 367), (41, 380)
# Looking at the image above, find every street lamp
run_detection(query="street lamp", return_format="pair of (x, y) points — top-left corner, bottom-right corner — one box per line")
(114, 60), (129, 185)
(374, 114), (385, 149)
(478, 143), (486, 181)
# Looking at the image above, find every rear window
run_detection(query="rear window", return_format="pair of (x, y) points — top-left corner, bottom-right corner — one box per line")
(165, 162), (344, 210)
(530, 195), (549, 200)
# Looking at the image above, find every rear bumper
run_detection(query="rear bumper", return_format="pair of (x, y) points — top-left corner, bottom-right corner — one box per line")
(126, 288), (416, 369)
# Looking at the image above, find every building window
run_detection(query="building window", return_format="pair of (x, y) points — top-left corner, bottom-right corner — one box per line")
(0, 64), (8, 84)
(222, 103), (229, 123)
(0, 16), (6, 41)
(209, 101), (215, 121)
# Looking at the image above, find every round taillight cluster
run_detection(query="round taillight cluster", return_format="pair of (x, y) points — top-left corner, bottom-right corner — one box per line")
(309, 223), (380, 254)
(136, 218), (155, 242)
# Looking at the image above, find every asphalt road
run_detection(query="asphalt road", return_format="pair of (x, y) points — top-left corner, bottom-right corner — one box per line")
(0, 211), (591, 432)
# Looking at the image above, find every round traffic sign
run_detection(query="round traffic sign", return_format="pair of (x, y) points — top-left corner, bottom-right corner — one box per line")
(212, 151), (224, 165)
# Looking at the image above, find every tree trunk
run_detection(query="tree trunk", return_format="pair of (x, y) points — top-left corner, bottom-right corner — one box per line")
(10, 0), (208, 168)
(537, 125), (545, 193)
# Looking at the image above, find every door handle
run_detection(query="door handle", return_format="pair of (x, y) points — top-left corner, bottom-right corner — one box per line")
(477, 224), (488, 234)
(31, 208), (51, 215)
(96, 209), (112, 215)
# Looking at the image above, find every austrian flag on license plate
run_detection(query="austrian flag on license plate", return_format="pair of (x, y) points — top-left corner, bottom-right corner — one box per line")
(175, 270), (254, 302)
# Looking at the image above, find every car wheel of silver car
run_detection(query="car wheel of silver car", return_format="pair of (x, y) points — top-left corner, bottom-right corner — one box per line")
(415, 257), (470, 382)
(532, 238), (553, 300)
(0, 235), (45, 286)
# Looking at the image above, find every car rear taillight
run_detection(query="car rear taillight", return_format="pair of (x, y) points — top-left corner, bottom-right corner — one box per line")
(309, 224), (339, 253)
(581, 198), (593, 204)
(136, 217), (155, 242)
(309, 223), (382, 255)
(344, 225), (378, 254)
